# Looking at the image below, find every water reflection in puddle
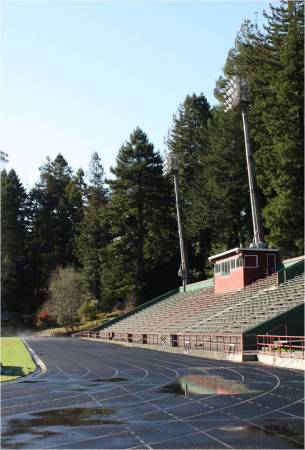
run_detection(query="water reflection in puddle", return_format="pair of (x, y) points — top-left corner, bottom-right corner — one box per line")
(261, 420), (304, 447)
(2, 407), (122, 449)
(3, 407), (120, 437)
(161, 375), (252, 395)
(219, 420), (304, 448)
(2, 430), (60, 450)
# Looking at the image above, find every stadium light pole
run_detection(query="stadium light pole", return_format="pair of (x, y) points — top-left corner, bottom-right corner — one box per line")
(224, 76), (266, 248)
(164, 152), (190, 291)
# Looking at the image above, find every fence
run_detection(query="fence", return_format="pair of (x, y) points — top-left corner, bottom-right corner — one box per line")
(78, 331), (243, 354)
(257, 334), (305, 359)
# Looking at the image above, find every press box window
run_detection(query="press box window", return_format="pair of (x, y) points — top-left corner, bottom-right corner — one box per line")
(236, 257), (243, 267)
(214, 263), (221, 273)
(244, 255), (258, 268)
(215, 256), (243, 276)
(221, 261), (230, 276)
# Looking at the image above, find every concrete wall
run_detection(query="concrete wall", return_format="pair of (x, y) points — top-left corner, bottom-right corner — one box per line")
(258, 353), (304, 370)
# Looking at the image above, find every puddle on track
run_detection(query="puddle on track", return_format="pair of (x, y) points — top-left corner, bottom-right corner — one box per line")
(2, 406), (122, 448)
(2, 428), (60, 449)
(160, 374), (253, 395)
(219, 420), (304, 448)
(261, 420), (304, 448)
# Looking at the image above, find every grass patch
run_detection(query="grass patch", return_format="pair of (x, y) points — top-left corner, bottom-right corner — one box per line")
(0, 337), (36, 382)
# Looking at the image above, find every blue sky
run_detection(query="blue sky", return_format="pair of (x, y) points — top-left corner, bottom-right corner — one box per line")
(2, 0), (270, 189)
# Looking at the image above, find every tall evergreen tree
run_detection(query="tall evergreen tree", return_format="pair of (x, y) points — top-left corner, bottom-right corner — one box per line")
(259, 0), (304, 254)
(29, 154), (75, 306)
(218, 0), (304, 255)
(76, 152), (108, 308)
(203, 108), (253, 252)
(167, 93), (210, 202)
(103, 128), (179, 309)
(66, 168), (86, 265)
(1, 169), (31, 312)
(167, 93), (211, 279)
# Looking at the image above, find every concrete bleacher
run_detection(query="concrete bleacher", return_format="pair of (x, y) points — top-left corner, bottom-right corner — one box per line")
(98, 272), (304, 337)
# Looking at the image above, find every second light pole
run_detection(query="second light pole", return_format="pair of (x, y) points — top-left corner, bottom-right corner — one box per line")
(164, 152), (190, 291)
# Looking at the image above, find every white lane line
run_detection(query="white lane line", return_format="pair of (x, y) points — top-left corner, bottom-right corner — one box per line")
(281, 410), (304, 419)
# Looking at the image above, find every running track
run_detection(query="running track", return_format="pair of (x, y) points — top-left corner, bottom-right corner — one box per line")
(1, 337), (304, 449)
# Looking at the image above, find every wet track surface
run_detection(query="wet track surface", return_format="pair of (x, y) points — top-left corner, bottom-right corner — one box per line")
(1, 337), (304, 449)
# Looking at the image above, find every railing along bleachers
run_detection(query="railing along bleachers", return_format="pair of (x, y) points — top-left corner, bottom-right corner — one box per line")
(79, 331), (243, 354)
(257, 334), (305, 359)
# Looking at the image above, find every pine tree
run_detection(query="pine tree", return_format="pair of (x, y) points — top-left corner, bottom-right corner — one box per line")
(66, 168), (86, 265)
(75, 153), (108, 308)
(29, 154), (74, 305)
(1, 169), (31, 312)
(167, 93), (211, 279)
(167, 93), (210, 201)
(259, 0), (304, 254)
(103, 128), (179, 308)
(218, 1), (304, 255)
(204, 108), (253, 252)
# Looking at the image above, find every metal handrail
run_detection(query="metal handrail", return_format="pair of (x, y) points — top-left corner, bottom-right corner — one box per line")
(79, 331), (243, 354)
(257, 334), (305, 359)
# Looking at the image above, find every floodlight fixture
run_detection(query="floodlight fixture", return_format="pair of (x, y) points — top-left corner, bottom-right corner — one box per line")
(163, 151), (177, 175)
(224, 76), (251, 113)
